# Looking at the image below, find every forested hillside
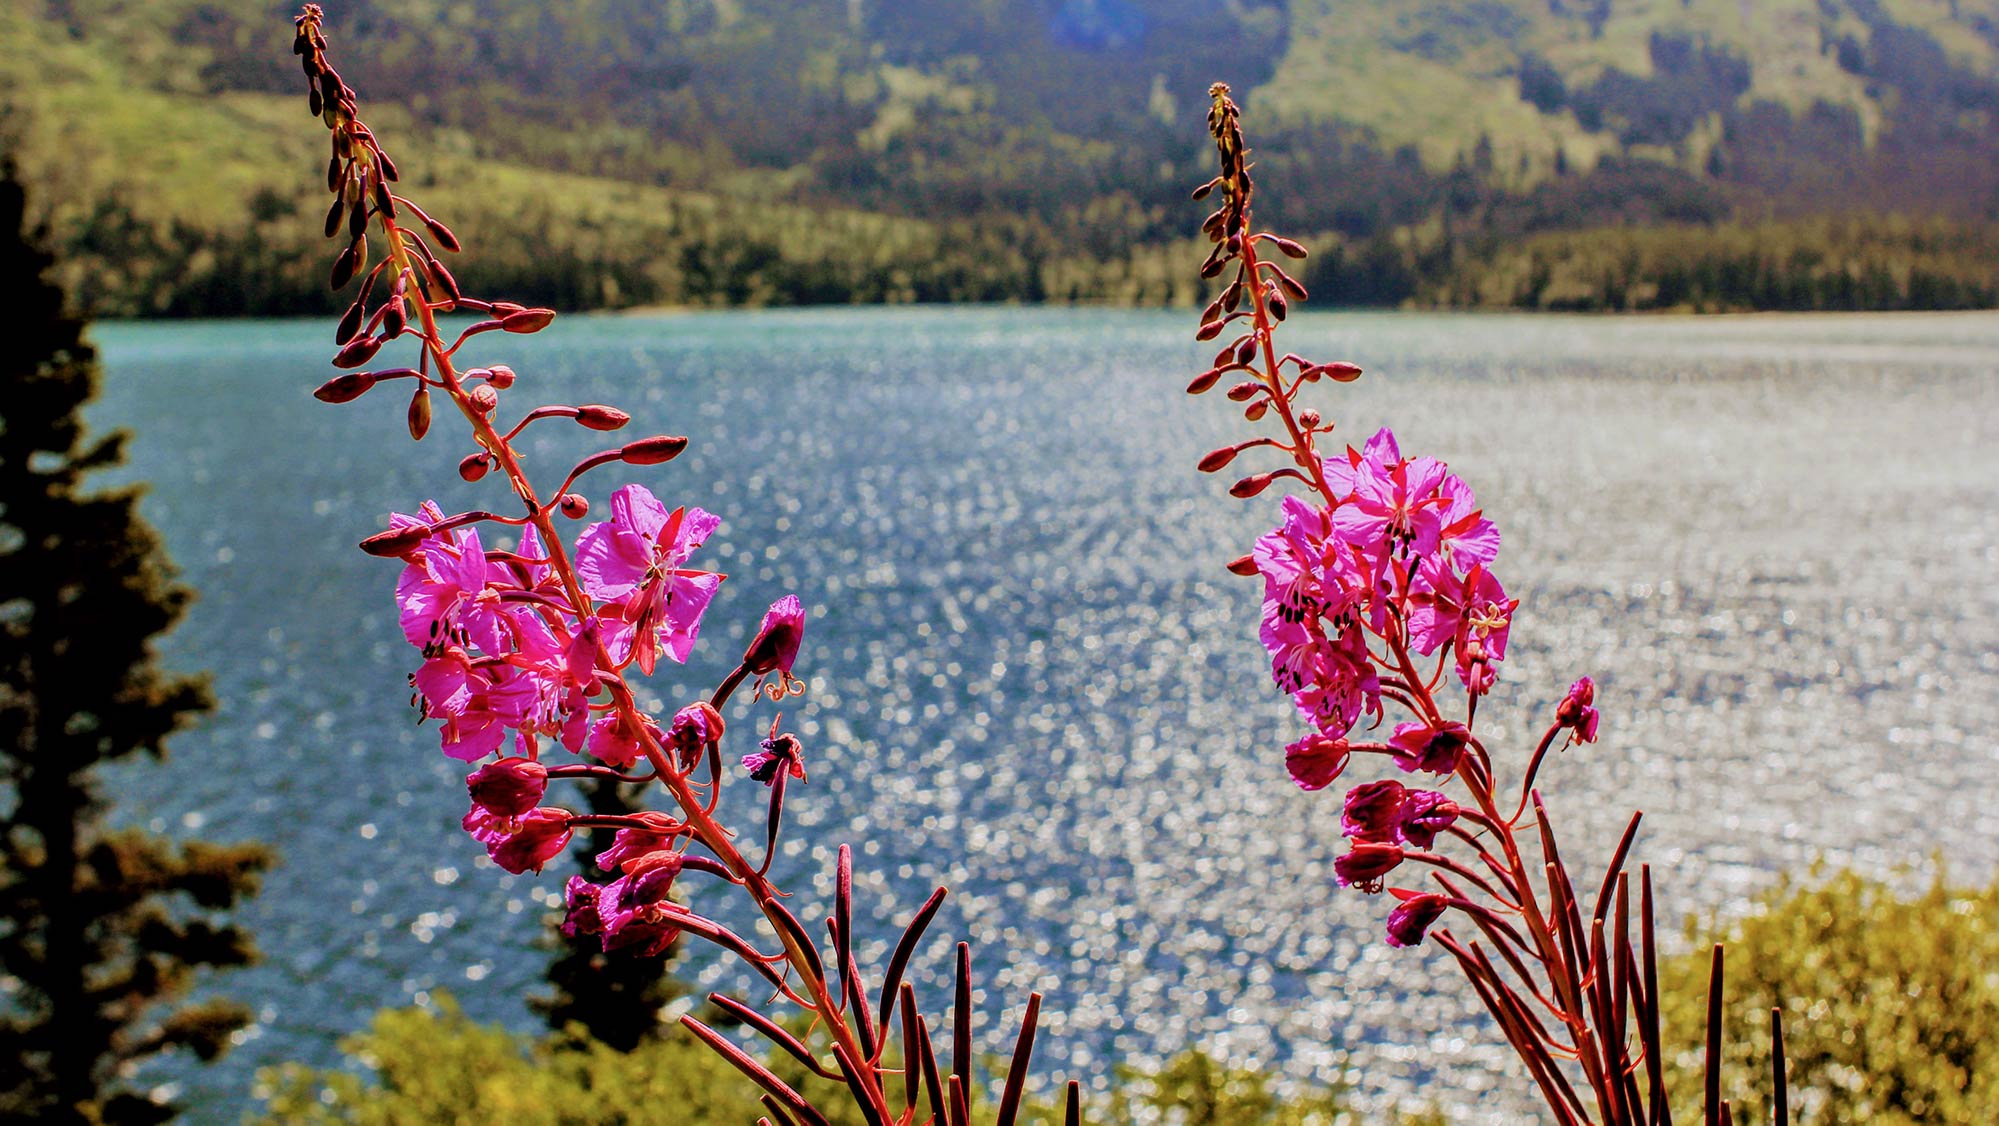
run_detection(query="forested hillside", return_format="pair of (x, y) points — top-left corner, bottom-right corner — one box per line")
(3, 0), (1996, 314)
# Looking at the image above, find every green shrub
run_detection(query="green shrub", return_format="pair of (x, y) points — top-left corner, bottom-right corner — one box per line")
(1659, 868), (1999, 1124)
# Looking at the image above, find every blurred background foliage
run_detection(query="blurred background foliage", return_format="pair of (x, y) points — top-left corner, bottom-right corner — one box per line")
(3, 0), (1998, 315)
(1659, 868), (1999, 1125)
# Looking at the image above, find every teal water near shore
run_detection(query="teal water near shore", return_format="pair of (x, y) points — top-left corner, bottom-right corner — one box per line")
(88, 308), (1999, 1120)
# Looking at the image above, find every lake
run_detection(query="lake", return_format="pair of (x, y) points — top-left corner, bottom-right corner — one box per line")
(88, 307), (1999, 1121)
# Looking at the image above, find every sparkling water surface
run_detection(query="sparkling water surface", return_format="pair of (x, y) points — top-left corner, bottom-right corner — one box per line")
(87, 308), (1999, 1121)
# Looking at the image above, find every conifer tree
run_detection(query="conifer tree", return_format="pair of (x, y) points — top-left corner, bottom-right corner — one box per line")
(0, 165), (270, 1124)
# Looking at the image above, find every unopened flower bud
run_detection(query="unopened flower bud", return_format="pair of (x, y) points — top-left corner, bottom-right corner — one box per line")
(331, 334), (381, 369)
(1335, 842), (1405, 892)
(466, 757), (547, 818)
(1226, 380), (1260, 402)
(1229, 472), (1274, 498)
(314, 371), (378, 404)
(1197, 445), (1240, 473)
(484, 364), (517, 389)
(1298, 408), (1322, 429)
(620, 435), (688, 465)
(1244, 400), (1270, 422)
(1225, 554), (1258, 576)
(359, 524), (431, 558)
(1234, 338), (1259, 366)
(1322, 361), (1363, 383)
(559, 493), (589, 519)
(1195, 319), (1226, 342)
(576, 404), (631, 431)
(468, 383), (498, 414)
(458, 453), (490, 482)
(407, 385), (432, 440)
(501, 308), (556, 333)
(1267, 235), (1309, 259)
(1186, 368), (1223, 395)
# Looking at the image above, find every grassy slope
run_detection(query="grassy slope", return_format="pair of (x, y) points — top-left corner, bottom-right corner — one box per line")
(1252, 0), (1999, 178)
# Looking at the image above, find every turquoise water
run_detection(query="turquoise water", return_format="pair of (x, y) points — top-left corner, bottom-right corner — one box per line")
(88, 307), (1999, 1120)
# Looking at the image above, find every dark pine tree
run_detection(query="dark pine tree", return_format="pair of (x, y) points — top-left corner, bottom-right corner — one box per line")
(0, 165), (270, 1124)
(530, 774), (687, 1051)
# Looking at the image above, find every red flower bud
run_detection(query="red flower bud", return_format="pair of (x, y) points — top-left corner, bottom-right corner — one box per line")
(501, 308), (556, 333)
(1266, 235), (1309, 259)
(620, 435), (688, 465)
(1321, 361), (1363, 383)
(1186, 368), (1223, 395)
(1196, 445), (1240, 473)
(359, 524), (431, 558)
(458, 453), (490, 482)
(468, 383), (498, 414)
(1229, 472), (1274, 498)
(559, 493), (590, 519)
(484, 364), (517, 389)
(576, 404), (631, 431)
(407, 385), (432, 440)
(331, 334), (381, 369)
(1226, 380), (1260, 402)
(314, 371), (378, 404)
(1225, 554), (1258, 576)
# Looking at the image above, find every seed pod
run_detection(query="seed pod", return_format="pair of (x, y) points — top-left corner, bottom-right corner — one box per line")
(1196, 445), (1241, 473)
(1244, 400), (1270, 421)
(1226, 380), (1260, 402)
(576, 404), (631, 431)
(1226, 554), (1259, 576)
(408, 385), (432, 440)
(1230, 472), (1274, 498)
(1185, 368), (1223, 395)
(620, 435), (689, 465)
(559, 493), (590, 519)
(501, 308), (556, 334)
(1234, 337), (1258, 366)
(331, 334), (380, 369)
(1267, 236), (1309, 259)
(334, 298), (365, 345)
(484, 364), (517, 389)
(313, 371), (378, 404)
(458, 453), (491, 482)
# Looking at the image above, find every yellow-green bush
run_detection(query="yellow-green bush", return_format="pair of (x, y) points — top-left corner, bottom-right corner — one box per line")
(1659, 869), (1999, 1125)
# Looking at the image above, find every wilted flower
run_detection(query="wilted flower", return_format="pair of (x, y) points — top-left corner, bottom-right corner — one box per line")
(466, 756), (547, 817)
(1285, 732), (1350, 790)
(1334, 842), (1405, 892)
(1388, 720), (1471, 775)
(1557, 676), (1600, 743)
(742, 731), (806, 786)
(1385, 890), (1449, 947)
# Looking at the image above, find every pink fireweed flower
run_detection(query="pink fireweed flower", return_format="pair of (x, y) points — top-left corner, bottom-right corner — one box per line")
(395, 512), (518, 657)
(586, 711), (663, 770)
(1395, 789), (1460, 850)
(411, 647), (507, 761)
(1342, 780), (1407, 842)
(595, 852), (686, 956)
(559, 876), (605, 938)
(574, 485), (724, 676)
(1557, 676), (1600, 743)
(1266, 614), (1381, 738)
(743, 595), (806, 696)
(466, 756), (547, 818)
(1328, 428), (1451, 560)
(462, 805), (572, 874)
(665, 701), (725, 773)
(595, 810), (683, 873)
(1284, 733), (1350, 790)
(1432, 472), (1500, 570)
(1334, 842), (1405, 893)
(1389, 720), (1471, 775)
(1385, 890), (1450, 948)
(743, 731), (806, 786)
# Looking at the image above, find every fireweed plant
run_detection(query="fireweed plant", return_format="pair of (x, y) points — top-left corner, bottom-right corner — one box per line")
(1189, 85), (1792, 1126)
(285, 10), (1082, 1125)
